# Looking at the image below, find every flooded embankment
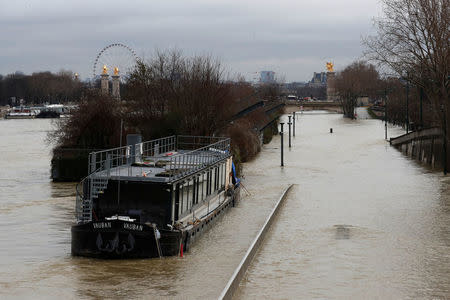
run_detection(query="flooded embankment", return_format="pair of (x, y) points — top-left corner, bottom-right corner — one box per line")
(1, 110), (449, 299)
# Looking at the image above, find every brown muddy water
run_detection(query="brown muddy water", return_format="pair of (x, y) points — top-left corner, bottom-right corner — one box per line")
(1, 110), (449, 299)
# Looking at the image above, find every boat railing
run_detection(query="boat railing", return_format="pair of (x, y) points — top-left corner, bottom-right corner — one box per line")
(88, 136), (177, 174)
(167, 137), (230, 179)
(75, 177), (85, 222)
(75, 165), (106, 223)
(141, 135), (177, 157)
(87, 135), (230, 181)
(176, 135), (228, 150)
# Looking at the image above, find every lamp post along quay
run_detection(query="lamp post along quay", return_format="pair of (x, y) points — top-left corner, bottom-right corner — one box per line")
(385, 88), (388, 140)
(406, 76), (410, 134)
(288, 116), (292, 148)
(293, 112), (296, 136)
(419, 87), (424, 129)
(280, 122), (284, 167)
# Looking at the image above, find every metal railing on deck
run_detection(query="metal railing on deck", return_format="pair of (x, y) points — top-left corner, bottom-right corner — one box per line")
(177, 135), (229, 150)
(167, 137), (230, 180)
(86, 135), (230, 182)
(141, 135), (177, 157)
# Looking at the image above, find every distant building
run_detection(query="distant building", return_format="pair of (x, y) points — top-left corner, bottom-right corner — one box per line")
(310, 72), (327, 87)
(260, 71), (275, 83)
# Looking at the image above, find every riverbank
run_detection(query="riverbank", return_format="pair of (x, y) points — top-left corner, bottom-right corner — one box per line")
(0, 106), (8, 118)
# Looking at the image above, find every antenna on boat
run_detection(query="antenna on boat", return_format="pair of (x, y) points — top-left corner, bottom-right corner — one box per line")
(117, 119), (123, 210)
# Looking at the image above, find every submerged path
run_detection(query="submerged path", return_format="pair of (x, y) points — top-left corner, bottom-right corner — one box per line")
(235, 109), (450, 299)
(1, 111), (450, 299)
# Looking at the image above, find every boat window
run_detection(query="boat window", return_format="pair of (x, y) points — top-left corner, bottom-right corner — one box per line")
(187, 179), (194, 211)
(175, 183), (181, 219)
(194, 175), (198, 204)
(179, 182), (184, 216)
(208, 170), (213, 195)
(218, 164), (222, 189)
(181, 180), (192, 214)
(203, 172), (208, 199)
(211, 167), (216, 193)
(215, 166), (219, 190)
(221, 162), (226, 189)
(221, 162), (225, 189)
(172, 186), (176, 222)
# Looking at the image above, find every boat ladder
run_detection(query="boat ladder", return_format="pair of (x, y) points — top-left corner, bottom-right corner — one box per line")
(76, 176), (109, 223)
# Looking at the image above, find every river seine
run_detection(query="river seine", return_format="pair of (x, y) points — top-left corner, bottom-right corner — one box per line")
(1, 111), (449, 299)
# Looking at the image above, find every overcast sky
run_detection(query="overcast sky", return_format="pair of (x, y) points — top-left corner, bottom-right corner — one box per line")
(0, 0), (382, 82)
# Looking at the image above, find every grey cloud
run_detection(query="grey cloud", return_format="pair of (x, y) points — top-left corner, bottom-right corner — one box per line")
(0, 0), (379, 81)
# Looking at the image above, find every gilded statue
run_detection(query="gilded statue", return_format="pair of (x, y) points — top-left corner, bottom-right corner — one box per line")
(114, 67), (119, 76)
(326, 62), (334, 72)
(102, 65), (108, 74)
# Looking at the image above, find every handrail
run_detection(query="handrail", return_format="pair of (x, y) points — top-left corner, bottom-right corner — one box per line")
(75, 166), (107, 222)
(390, 127), (442, 146)
(167, 138), (230, 179)
(86, 135), (230, 182)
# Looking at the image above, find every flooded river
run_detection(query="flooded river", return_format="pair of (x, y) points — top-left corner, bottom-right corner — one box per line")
(1, 111), (449, 299)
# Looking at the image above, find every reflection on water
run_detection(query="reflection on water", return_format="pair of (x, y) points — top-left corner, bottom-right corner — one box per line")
(1, 111), (450, 299)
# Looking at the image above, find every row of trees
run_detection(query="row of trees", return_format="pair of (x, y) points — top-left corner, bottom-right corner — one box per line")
(124, 51), (235, 138)
(335, 62), (380, 118)
(52, 51), (278, 174)
(0, 71), (84, 106)
(295, 85), (327, 99)
(335, 59), (441, 130)
(364, 0), (448, 123)
(335, 0), (448, 128)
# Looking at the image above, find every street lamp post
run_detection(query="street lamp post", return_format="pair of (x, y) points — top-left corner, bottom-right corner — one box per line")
(419, 87), (424, 129)
(288, 116), (292, 148)
(442, 105), (448, 175)
(280, 122), (284, 167)
(406, 78), (410, 133)
(292, 112), (296, 136)
(385, 88), (388, 140)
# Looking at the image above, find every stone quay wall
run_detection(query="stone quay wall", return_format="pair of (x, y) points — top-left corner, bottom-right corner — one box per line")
(390, 127), (444, 170)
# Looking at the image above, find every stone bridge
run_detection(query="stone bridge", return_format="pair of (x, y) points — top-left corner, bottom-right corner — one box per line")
(283, 100), (342, 113)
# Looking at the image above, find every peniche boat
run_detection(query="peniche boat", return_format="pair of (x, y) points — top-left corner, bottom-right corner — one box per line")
(71, 135), (241, 259)
(5, 106), (38, 119)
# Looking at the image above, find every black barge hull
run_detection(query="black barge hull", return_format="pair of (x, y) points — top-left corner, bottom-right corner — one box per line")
(72, 186), (240, 259)
(71, 220), (182, 259)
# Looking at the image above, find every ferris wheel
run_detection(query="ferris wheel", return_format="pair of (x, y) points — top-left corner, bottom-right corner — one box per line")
(92, 43), (138, 82)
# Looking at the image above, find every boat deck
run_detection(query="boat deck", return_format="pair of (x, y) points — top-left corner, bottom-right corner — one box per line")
(94, 149), (227, 183)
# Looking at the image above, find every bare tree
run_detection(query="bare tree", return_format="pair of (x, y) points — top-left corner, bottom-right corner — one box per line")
(125, 50), (234, 138)
(335, 61), (380, 118)
(49, 91), (122, 149)
(364, 0), (449, 170)
(364, 0), (449, 123)
(257, 83), (281, 101)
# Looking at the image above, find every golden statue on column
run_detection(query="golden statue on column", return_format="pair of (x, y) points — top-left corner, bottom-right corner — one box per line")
(112, 67), (120, 100)
(326, 62), (336, 101)
(326, 62), (334, 72)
